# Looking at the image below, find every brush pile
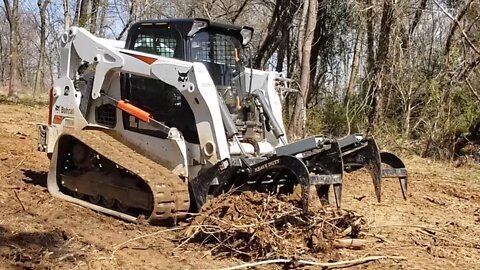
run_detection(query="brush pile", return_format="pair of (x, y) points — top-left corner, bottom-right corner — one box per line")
(184, 191), (365, 260)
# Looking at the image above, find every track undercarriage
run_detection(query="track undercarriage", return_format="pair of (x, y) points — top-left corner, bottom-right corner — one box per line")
(47, 129), (190, 224)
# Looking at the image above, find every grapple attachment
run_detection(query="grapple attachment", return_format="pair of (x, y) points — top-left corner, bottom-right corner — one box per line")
(189, 138), (345, 213)
(338, 135), (408, 202)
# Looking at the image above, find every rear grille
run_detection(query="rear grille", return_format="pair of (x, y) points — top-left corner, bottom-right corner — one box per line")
(96, 104), (116, 128)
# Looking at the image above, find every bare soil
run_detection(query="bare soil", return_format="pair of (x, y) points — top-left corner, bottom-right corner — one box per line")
(0, 103), (479, 270)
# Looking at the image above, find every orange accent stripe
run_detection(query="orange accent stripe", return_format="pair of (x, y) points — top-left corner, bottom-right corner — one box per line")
(52, 115), (63, 124)
(116, 100), (151, 123)
(121, 51), (157, 65)
(132, 54), (157, 64)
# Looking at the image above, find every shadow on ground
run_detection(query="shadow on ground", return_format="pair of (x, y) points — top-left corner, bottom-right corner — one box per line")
(0, 225), (78, 269)
(21, 169), (47, 188)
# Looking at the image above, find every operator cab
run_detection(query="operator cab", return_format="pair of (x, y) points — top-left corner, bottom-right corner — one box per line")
(122, 19), (253, 143)
(125, 19), (252, 111)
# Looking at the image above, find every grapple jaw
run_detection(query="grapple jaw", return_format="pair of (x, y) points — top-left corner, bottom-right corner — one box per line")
(339, 135), (408, 202)
(189, 137), (345, 213)
(189, 135), (407, 213)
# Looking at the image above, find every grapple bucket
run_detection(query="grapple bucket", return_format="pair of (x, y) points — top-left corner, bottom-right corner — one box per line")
(339, 135), (408, 202)
(189, 139), (345, 213)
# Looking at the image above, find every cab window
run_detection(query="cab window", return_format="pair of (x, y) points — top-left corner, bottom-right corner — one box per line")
(129, 25), (183, 59)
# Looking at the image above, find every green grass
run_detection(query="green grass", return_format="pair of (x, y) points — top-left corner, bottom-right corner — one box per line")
(0, 94), (49, 107)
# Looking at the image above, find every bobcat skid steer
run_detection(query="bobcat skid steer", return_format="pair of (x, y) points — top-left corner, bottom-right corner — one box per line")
(37, 19), (406, 224)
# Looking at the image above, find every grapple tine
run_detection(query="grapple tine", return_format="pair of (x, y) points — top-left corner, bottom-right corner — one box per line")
(380, 152), (408, 200)
(312, 140), (344, 207)
(333, 184), (342, 208)
(366, 139), (382, 203)
(344, 138), (382, 202)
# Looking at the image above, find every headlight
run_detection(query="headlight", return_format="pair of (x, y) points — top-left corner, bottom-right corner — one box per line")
(188, 19), (209, 37)
(240, 27), (254, 46)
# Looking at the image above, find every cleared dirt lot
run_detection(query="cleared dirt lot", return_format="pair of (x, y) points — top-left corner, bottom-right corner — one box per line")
(0, 103), (479, 269)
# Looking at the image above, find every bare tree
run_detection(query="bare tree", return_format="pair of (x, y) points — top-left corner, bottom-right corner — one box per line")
(63, 0), (70, 29)
(78, 0), (89, 27)
(2, 0), (20, 97)
(288, 0), (318, 139)
(89, 0), (99, 33)
(33, 0), (50, 98)
(366, 0), (395, 134)
(344, 29), (362, 107)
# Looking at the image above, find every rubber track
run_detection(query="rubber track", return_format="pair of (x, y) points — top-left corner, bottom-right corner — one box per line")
(63, 129), (190, 223)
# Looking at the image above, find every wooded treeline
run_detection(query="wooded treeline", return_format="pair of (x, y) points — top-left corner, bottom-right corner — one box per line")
(0, 0), (479, 158)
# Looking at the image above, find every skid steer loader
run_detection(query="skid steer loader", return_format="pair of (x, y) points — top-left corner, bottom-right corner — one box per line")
(37, 18), (407, 224)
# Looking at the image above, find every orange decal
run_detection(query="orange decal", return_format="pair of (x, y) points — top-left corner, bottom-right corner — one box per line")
(52, 115), (63, 124)
(121, 51), (157, 65)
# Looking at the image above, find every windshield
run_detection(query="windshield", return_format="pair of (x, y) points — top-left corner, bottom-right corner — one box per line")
(191, 31), (245, 115)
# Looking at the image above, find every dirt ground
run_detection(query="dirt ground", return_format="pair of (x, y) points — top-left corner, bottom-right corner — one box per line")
(0, 103), (479, 270)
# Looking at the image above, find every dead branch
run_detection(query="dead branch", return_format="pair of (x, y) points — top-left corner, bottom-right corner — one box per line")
(333, 238), (367, 249)
(185, 192), (365, 259)
(465, 79), (480, 103)
(13, 190), (26, 211)
(216, 255), (407, 270)
(1, 155), (27, 178)
(433, 0), (480, 56)
(111, 227), (184, 256)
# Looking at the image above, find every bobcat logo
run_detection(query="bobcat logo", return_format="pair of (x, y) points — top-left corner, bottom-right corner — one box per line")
(177, 70), (189, 88)
(178, 71), (189, 83)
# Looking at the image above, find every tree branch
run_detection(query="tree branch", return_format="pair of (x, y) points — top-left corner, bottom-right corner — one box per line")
(217, 256), (407, 270)
(434, 0), (480, 56)
(466, 78), (480, 103)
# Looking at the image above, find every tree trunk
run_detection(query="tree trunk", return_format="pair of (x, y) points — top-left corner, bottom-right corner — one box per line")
(366, 0), (375, 76)
(275, 27), (288, 72)
(307, 5), (324, 107)
(78, 0), (89, 27)
(63, 0), (70, 29)
(253, 0), (286, 69)
(288, 0), (317, 139)
(73, 0), (81, 25)
(404, 101), (411, 136)
(116, 0), (135, 40)
(344, 30), (362, 106)
(0, 31), (4, 82)
(3, 0), (20, 98)
(89, 0), (99, 33)
(401, 0), (427, 50)
(367, 0), (394, 134)
(34, 0), (50, 98)
(98, 0), (108, 36)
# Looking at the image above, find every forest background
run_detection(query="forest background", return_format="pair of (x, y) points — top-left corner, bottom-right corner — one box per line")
(1, 0), (479, 159)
